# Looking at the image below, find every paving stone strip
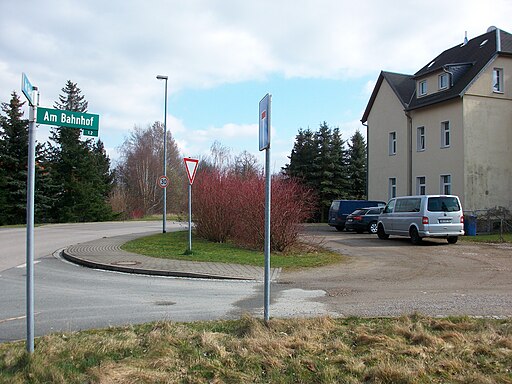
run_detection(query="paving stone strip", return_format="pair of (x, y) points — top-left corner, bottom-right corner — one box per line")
(62, 232), (281, 281)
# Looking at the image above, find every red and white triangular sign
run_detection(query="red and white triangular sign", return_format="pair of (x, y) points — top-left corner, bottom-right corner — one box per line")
(184, 157), (199, 185)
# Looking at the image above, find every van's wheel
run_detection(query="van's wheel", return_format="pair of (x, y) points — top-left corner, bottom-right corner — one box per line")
(410, 227), (422, 245)
(377, 224), (389, 239)
(447, 236), (458, 244)
(335, 225), (344, 232)
(368, 221), (378, 234)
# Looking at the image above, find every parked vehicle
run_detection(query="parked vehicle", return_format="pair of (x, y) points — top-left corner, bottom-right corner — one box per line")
(377, 195), (465, 244)
(328, 200), (386, 231)
(346, 206), (384, 234)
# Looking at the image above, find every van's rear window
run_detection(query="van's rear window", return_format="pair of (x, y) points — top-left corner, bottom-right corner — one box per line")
(427, 197), (460, 212)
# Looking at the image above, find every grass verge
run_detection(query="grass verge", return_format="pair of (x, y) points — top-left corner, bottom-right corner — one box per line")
(1, 315), (511, 383)
(462, 233), (512, 243)
(121, 230), (343, 270)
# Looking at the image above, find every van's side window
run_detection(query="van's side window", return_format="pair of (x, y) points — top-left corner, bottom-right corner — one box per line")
(395, 198), (421, 212)
(383, 199), (395, 213)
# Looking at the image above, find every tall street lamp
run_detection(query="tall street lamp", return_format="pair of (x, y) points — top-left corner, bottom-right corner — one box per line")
(157, 75), (168, 233)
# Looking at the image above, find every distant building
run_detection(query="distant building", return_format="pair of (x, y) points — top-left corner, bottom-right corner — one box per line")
(362, 27), (512, 211)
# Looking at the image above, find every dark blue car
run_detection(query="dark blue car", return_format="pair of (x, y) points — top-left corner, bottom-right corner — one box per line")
(345, 206), (384, 234)
(328, 200), (386, 231)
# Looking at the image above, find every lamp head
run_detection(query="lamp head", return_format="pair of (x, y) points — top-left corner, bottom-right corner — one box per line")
(156, 75), (168, 80)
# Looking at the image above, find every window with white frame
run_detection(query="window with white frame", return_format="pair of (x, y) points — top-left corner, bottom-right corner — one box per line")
(440, 174), (451, 195)
(418, 80), (427, 96)
(417, 126), (425, 151)
(416, 176), (426, 195)
(439, 73), (449, 90)
(389, 132), (397, 155)
(389, 178), (397, 199)
(493, 68), (503, 93)
(441, 121), (450, 148)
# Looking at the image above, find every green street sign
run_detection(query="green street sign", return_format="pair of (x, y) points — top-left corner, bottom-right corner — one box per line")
(83, 129), (99, 137)
(36, 107), (99, 131)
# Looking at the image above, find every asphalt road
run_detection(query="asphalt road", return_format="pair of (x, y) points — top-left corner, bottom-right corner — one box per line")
(0, 222), (327, 343)
(1, 222), (511, 344)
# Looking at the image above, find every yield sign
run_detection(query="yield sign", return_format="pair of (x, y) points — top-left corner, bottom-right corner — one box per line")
(184, 157), (199, 184)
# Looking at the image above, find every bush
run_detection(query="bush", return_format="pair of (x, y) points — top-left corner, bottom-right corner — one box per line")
(193, 170), (315, 252)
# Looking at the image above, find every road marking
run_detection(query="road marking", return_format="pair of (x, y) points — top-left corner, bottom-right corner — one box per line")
(0, 315), (26, 324)
(16, 260), (41, 269)
(0, 312), (41, 324)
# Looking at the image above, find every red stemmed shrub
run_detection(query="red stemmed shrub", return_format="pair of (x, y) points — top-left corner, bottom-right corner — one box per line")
(193, 169), (315, 252)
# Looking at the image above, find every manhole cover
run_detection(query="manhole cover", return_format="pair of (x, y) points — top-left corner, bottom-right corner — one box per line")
(111, 261), (141, 266)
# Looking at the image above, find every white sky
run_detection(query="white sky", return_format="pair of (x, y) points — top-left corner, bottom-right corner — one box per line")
(1, 0), (511, 171)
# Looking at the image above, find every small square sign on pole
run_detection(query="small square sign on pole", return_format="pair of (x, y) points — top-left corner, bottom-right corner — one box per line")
(259, 93), (271, 151)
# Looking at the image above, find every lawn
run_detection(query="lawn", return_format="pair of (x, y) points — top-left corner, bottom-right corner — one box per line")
(121, 230), (343, 270)
(462, 233), (512, 243)
(1, 315), (510, 383)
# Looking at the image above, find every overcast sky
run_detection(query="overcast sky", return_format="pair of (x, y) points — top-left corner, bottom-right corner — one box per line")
(1, 1), (511, 171)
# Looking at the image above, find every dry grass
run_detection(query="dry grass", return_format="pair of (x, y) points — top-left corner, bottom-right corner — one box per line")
(1, 315), (511, 383)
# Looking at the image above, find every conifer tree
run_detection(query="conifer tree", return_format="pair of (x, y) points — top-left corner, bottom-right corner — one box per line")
(282, 128), (316, 184)
(47, 81), (113, 222)
(0, 92), (29, 224)
(347, 130), (367, 199)
(312, 123), (348, 221)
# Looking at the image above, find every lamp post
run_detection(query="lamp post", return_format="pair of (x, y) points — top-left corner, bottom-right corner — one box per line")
(157, 75), (168, 233)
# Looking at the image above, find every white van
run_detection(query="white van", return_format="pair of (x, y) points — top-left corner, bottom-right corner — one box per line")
(377, 195), (464, 244)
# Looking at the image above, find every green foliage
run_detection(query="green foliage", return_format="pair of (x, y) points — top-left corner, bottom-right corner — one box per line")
(45, 81), (114, 222)
(347, 130), (367, 199)
(284, 122), (354, 221)
(0, 92), (29, 225)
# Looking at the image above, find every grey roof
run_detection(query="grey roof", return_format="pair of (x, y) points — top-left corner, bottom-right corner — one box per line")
(408, 28), (512, 110)
(361, 28), (512, 122)
(361, 71), (415, 123)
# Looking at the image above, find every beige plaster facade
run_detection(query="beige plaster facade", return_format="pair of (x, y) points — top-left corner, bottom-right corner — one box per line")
(364, 31), (512, 212)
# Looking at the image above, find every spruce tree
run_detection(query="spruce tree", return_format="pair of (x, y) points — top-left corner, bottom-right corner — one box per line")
(347, 130), (367, 199)
(0, 92), (29, 224)
(282, 128), (316, 185)
(47, 80), (113, 222)
(312, 122), (348, 221)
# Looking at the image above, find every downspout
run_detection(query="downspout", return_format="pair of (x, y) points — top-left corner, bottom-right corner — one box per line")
(362, 121), (369, 199)
(405, 111), (413, 195)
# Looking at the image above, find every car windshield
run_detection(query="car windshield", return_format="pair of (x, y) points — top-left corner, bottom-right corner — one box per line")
(427, 197), (460, 212)
(350, 209), (367, 216)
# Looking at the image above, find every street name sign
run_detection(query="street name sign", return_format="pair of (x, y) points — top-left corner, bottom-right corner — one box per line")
(36, 107), (99, 131)
(21, 73), (34, 106)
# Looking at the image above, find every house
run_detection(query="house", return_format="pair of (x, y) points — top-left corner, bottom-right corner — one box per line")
(361, 27), (512, 212)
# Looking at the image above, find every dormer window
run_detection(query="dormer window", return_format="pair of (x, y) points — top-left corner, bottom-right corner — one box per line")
(493, 68), (503, 93)
(439, 73), (449, 90)
(418, 80), (427, 96)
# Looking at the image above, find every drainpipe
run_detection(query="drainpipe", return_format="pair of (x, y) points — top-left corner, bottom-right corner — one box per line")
(362, 121), (369, 199)
(405, 111), (413, 195)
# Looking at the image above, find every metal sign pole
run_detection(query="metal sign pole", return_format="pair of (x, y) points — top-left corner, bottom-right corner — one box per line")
(188, 183), (192, 252)
(259, 93), (271, 323)
(26, 87), (38, 353)
(263, 145), (271, 322)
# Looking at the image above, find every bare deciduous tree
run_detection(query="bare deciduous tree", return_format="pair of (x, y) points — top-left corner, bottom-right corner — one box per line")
(114, 122), (186, 218)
